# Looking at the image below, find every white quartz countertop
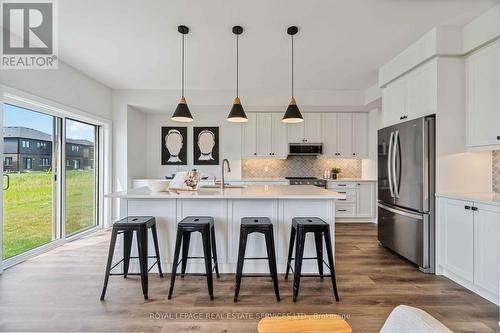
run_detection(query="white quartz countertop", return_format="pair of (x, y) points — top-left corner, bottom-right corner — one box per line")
(106, 185), (346, 200)
(436, 192), (500, 207)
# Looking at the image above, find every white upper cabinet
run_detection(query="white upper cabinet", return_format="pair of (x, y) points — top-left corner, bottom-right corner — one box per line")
(406, 60), (437, 120)
(287, 121), (304, 143)
(382, 77), (407, 126)
(257, 113), (272, 157)
(321, 112), (368, 159)
(352, 113), (368, 158)
(303, 113), (322, 143)
(287, 113), (322, 143)
(382, 59), (437, 127)
(466, 40), (500, 148)
(242, 112), (257, 157)
(321, 113), (338, 157)
(271, 113), (288, 158)
(242, 113), (287, 159)
(244, 111), (369, 159)
(337, 113), (354, 157)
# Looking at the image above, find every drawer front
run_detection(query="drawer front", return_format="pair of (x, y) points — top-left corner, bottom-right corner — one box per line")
(333, 189), (357, 203)
(329, 182), (357, 189)
(336, 203), (356, 217)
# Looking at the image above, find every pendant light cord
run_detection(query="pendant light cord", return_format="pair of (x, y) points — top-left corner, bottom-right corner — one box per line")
(236, 33), (239, 98)
(182, 33), (185, 98)
(291, 34), (294, 98)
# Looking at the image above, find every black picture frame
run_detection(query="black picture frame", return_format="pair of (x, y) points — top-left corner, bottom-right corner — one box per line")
(161, 127), (187, 165)
(193, 127), (219, 165)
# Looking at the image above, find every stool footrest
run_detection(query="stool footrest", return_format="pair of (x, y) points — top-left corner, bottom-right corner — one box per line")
(241, 274), (273, 278)
(243, 257), (269, 260)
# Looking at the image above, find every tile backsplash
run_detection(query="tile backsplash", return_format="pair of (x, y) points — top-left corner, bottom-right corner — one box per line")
(242, 156), (362, 179)
(494, 151), (500, 192)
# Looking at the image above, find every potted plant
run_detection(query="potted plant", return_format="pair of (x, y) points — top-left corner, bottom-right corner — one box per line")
(331, 167), (341, 180)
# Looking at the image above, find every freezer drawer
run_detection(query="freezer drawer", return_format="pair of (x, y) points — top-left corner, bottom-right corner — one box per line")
(378, 203), (429, 269)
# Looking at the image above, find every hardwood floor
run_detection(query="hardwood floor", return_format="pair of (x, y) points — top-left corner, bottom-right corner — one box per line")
(0, 223), (498, 332)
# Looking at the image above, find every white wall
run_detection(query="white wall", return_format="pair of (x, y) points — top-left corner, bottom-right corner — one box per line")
(462, 3), (500, 53)
(145, 108), (243, 180)
(127, 106), (148, 182)
(435, 57), (492, 193)
(361, 107), (381, 180)
(0, 61), (112, 119)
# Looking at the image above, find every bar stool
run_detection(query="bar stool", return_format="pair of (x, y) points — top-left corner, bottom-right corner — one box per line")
(234, 217), (280, 302)
(100, 216), (163, 300)
(168, 216), (220, 300)
(285, 217), (339, 302)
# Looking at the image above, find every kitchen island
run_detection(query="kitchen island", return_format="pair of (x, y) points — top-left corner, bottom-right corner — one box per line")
(106, 185), (345, 274)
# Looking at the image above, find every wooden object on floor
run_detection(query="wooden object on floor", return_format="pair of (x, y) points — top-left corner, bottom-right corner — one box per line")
(257, 315), (352, 333)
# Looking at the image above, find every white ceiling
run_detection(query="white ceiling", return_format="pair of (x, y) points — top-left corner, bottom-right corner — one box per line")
(59, 0), (499, 92)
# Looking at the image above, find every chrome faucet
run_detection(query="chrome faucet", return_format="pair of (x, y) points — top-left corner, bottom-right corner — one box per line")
(220, 159), (231, 189)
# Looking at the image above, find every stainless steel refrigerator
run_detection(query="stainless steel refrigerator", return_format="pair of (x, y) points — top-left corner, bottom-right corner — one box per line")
(377, 115), (435, 273)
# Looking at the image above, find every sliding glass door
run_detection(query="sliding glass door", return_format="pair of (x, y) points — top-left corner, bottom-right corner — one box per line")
(2, 103), (101, 262)
(2, 104), (58, 259)
(65, 119), (98, 236)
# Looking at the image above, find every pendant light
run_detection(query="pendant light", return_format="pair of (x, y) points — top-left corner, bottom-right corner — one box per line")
(172, 25), (194, 122)
(282, 26), (304, 123)
(227, 26), (248, 122)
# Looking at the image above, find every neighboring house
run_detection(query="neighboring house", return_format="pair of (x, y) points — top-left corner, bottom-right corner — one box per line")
(3, 127), (94, 172)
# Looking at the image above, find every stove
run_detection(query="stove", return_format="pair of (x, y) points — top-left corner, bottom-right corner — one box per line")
(285, 177), (327, 188)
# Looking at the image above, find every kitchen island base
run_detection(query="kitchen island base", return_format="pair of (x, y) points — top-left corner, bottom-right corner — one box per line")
(119, 198), (336, 274)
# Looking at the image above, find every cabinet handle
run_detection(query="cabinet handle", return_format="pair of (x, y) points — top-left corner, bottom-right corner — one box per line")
(497, 136), (500, 140)
(254, 153), (257, 155)
(338, 209), (347, 212)
(465, 205), (471, 210)
(338, 184), (347, 187)
(352, 153), (356, 156)
(471, 207), (478, 211)
(339, 198), (346, 201)
(338, 191), (346, 194)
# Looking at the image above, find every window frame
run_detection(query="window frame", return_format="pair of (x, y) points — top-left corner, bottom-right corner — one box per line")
(1, 87), (112, 269)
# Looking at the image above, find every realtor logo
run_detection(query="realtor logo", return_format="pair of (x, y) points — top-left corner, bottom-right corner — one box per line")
(1, 0), (58, 69)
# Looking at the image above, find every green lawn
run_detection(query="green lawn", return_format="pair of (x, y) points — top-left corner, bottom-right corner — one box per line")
(2, 170), (95, 259)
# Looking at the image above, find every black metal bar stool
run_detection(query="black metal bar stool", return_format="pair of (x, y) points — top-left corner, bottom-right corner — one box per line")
(100, 216), (163, 300)
(234, 217), (280, 302)
(168, 216), (220, 300)
(285, 217), (339, 302)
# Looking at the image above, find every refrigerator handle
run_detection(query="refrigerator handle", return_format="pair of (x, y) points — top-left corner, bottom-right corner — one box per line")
(387, 131), (395, 198)
(392, 130), (400, 198)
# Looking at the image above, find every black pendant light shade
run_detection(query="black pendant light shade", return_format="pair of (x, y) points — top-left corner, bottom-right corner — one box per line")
(282, 26), (304, 123)
(283, 97), (303, 123)
(227, 97), (248, 122)
(227, 25), (248, 122)
(172, 25), (194, 122)
(172, 96), (194, 122)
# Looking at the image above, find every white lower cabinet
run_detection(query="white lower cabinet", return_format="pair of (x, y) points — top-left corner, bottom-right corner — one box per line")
(473, 203), (500, 296)
(437, 197), (500, 305)
(439, 198), (474, 282)
(328, 181), (376, 221)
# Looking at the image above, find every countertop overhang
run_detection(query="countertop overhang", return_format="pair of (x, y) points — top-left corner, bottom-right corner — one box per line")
(105, 185), (346, 200)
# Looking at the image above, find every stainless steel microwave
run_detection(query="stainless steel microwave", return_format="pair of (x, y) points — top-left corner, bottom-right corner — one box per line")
(288, 143), (323, 156)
